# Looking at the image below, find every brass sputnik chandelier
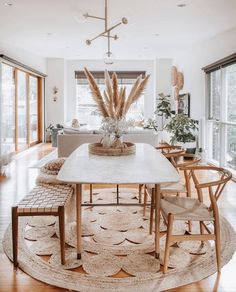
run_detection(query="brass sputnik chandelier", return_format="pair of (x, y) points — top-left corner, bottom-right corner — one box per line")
(84, 0), (128, 65)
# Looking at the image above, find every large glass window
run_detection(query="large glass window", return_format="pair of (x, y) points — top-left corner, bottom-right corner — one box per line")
(207, 62), (236, 172)
(76, 73), (145, 126)
(17, 70), (28, 151)
(1, 64), (15, 154)
(0, 63), (42, 154)
(29, 75), (38, 143)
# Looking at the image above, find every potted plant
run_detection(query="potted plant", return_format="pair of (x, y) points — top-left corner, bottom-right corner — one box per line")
(143, 118), (158, 131)
(165, 114), (198, 153)
(46, 124), (64, 147)
(155, 93), (174, 129)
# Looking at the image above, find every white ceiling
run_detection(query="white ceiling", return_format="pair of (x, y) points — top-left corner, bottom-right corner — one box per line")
(0, 0), (236, 60)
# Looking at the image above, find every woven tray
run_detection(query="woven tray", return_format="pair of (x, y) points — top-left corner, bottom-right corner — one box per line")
(88, 142), (136, 156)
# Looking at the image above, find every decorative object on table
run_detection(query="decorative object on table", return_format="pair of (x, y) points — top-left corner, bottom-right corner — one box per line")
(83, 0), (128, 64)
(143, 118), (158, 131)
(155, 93), (174, 129)
(71, 118), (80, 128)
(84, 67), (150, 155)
(165, 114), (198, 152)
(88, 142), (136, 156)
(178, 93), (190, 117)
(52, 86), (58, 102)
(100, 117), (134, 148)
(3, 187), (236, 291)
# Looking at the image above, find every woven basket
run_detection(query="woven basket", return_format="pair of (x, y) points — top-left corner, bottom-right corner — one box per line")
(88, 142), (136, 156)
(171, 66), (178, 86)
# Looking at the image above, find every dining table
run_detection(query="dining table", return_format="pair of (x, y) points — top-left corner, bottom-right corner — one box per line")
(57, 143), (179, 260)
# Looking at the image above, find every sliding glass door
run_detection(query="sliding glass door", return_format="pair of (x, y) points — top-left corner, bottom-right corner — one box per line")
(17, 70), (28, 151)
(207, 63), (236, 172)
(29, 75), (38, 144)
(0, 63), (42, 153)
(1, 63), (15, 154)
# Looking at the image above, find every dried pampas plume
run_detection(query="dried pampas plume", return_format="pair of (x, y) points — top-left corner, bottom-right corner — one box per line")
(84, 67), (150, 119)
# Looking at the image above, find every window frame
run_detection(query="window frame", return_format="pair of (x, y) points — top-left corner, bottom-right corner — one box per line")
(0, 61), (43, 154)
(204, 54), (236, 174)
(75, 71), (146, 125)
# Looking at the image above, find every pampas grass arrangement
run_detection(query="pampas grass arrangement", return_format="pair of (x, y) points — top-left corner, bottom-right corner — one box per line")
(84, 67), (150, 120)
(84, 67), (150, 150)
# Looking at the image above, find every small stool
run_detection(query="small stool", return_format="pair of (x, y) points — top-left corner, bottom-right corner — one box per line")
(12, 183), (74, 268)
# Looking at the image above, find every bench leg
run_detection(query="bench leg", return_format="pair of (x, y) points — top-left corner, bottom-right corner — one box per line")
(11, 206), (18, 268)
(58, 206), (65, 265)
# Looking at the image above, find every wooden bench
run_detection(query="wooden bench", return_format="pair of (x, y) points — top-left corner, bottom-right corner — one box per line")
(12, 183), (74, 267)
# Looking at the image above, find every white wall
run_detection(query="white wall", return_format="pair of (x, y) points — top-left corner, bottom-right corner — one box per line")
(0, 42), (46, 73)
(45, 58), (66, 126)
(173, 27), (236, 120)
(45, 58), (173, 126)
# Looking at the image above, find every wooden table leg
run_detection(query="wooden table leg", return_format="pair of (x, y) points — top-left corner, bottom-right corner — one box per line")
(76, 184), (82, 259)
(89, 184), (93, 203)
(155, 184), (161, 259)
(116, 185), (119, 205)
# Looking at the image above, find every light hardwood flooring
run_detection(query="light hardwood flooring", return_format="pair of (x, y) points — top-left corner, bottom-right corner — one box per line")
(0, 143), (236, 292)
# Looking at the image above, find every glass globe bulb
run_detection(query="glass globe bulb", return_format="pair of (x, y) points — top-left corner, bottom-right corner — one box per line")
(103, 51), (115, 65)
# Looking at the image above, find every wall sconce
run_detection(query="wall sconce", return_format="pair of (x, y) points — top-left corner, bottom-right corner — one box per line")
(53, 86), (58, 102)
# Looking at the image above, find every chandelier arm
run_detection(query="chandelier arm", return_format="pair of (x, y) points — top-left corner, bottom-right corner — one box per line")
(88, 22), (122, 43)
(85, 14), (105, 21)
(101, 34), (117, 39)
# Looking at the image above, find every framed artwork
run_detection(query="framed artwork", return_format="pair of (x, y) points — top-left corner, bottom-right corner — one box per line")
(178, 93), (190, 117)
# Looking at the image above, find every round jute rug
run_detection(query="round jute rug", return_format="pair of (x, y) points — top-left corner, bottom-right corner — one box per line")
(2, 188), (236, 292)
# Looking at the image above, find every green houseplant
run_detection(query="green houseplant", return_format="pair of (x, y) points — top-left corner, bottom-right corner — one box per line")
(165, 114), (198, 151)
(155, 93), (173, 129)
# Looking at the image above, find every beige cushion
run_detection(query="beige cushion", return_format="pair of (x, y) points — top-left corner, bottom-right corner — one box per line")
(17, 184), (73, 214)
(146, 182), (186, 194)
(160, 196), (213, 221)
(36, 172), (66, 185)
(40, 158), (65, 175)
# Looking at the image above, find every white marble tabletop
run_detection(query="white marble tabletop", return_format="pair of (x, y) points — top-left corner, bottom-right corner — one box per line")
(57, 143), (179, 185)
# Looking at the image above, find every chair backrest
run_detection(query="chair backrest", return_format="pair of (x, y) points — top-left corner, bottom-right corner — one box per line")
(181, 165), (232, 213)
(156, 143), (183, 154)
(163, 152), (201, 196)
(168, 153), (201, 170)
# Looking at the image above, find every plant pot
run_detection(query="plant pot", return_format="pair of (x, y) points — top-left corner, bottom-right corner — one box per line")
(177, 141), (197, 157)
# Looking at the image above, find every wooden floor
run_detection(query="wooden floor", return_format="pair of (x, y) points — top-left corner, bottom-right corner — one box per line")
(0, 143), (236, 292)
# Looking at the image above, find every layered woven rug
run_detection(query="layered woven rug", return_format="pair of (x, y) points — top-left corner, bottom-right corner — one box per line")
(3, 188), (236, 292)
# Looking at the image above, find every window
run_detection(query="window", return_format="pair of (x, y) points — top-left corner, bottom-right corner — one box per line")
(1, 63), (15, 154)
(0, 62), (42, 154)
(205, 54), (236, 172)
(75, 71), (145, 126)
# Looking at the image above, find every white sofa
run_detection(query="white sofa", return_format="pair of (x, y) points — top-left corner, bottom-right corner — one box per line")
(57, 127), (158, 157)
